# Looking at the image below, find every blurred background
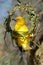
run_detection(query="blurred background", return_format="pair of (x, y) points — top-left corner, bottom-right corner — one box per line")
(0, 0), (43, 23)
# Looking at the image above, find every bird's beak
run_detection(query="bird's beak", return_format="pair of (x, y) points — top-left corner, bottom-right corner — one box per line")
(12, 19), (16, 21)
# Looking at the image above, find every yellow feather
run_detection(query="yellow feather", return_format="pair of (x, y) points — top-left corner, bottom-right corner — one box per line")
(14, 16), (32, 50)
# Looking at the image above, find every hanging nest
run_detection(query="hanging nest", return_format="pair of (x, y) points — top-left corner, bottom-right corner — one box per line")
(9, 2), (39, 34)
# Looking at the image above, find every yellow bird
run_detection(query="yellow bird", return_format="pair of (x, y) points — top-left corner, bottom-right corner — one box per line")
(14, 16), (33, 51)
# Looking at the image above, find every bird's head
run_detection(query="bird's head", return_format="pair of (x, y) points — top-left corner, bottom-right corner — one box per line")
(16, 16), (26, 25)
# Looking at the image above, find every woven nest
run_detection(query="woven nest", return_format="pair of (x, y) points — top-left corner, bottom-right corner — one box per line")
(7, 3), (39, 34)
